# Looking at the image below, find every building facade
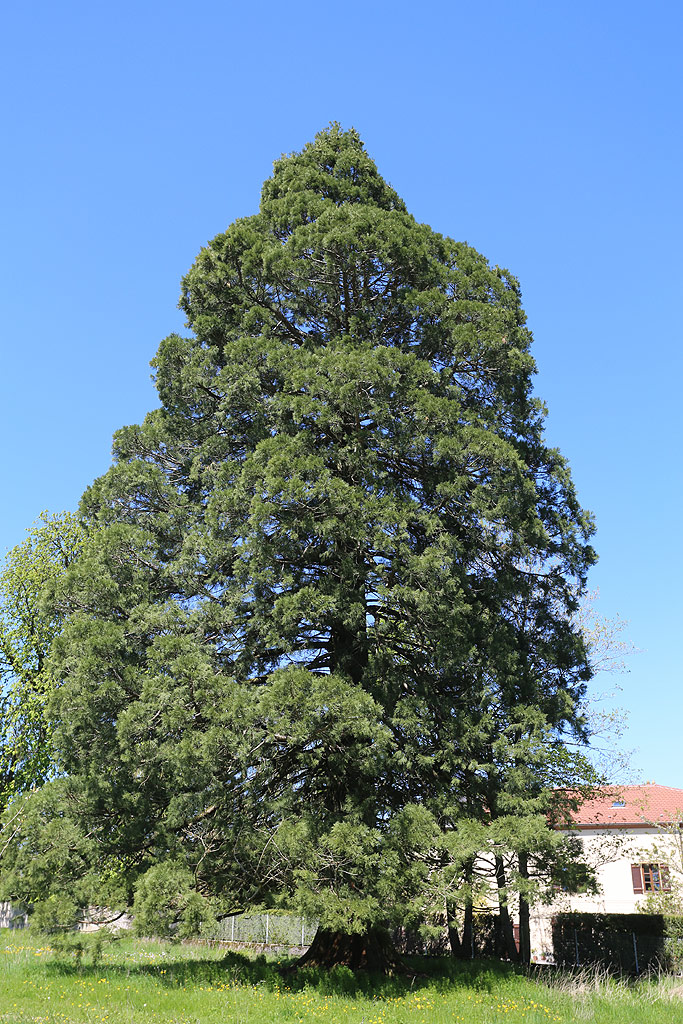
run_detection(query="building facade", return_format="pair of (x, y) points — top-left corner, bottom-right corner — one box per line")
(530, 783), (683, 961)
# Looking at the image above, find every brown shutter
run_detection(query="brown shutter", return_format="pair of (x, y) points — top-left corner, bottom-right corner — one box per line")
(513, 923), (520, 952)
(631, 864), (644, 894)
(661, 864), (671, 892)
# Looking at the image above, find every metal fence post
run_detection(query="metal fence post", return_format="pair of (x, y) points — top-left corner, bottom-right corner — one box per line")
(231, 915), (235, 942)
(632, 932), (640, 975)
(265, 912), (269, 945)
(574, 928), (579, 967)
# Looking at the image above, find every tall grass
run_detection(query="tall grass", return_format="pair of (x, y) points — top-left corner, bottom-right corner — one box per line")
(1, 929), (681, 1023)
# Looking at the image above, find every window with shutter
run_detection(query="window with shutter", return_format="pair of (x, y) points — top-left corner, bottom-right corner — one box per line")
(632, 862), (671, 894)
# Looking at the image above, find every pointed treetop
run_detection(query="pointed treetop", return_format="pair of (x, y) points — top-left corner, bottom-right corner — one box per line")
(261, 123), (408, 232)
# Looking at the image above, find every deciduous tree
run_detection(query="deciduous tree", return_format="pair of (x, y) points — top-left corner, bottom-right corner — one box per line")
(0, 511), (83, 809)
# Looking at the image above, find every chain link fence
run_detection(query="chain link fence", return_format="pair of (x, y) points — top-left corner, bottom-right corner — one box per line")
(211, 912), (318, 947)
(0, 902), (317, 948)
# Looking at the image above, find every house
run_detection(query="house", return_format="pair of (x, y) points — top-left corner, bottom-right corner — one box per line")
(530, 783), (683, 961)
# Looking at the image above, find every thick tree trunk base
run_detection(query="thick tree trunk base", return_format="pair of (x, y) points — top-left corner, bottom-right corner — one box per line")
(288, 926), (408, 974)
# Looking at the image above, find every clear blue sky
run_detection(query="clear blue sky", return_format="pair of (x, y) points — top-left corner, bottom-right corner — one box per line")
(1, 1), (681, 784)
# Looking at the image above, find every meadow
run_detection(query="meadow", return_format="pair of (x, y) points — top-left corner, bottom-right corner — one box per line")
(2, 929), (682, 1024)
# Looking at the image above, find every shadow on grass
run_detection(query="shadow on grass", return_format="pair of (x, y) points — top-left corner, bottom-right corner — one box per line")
(44, 939), (522, 1000)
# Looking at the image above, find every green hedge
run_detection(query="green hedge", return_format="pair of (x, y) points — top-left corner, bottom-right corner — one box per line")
(552, 912), (683, 973)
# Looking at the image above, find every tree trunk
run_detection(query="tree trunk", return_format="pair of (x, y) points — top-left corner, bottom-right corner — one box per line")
(447, 902), (474, 959)
(291, 926), (406, 973)
(461, 900), (474, 958)
(447, 856), (475, 959)
(518, 851), (531, 965)
(494, 854), (520, 963)
(446, 903), (462, 957)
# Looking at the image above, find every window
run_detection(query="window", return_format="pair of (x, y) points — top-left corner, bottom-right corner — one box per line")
(631, 863), (671, 894)
(612, 800), (626, 807)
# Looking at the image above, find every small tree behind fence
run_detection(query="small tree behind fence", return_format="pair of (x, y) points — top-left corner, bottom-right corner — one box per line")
(0, 901), (27, 929)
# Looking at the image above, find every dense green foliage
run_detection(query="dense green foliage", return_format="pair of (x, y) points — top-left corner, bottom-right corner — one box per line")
(0, 511), (83, 808)
(0, 126), (597, 956)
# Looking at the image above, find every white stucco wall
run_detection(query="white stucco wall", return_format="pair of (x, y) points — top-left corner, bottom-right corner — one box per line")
(529, 826), (683, 960)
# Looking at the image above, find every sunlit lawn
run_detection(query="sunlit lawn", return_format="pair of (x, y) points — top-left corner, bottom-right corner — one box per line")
(2, 928), (682, 1024)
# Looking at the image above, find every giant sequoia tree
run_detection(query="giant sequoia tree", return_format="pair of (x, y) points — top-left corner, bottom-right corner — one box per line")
(0, 126), (596, 968)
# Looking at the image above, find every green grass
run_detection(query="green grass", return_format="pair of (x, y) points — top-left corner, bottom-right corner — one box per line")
(1, 929), (681, 1024)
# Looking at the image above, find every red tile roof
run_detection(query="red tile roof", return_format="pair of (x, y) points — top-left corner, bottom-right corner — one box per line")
(571, 784), (683, 827)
